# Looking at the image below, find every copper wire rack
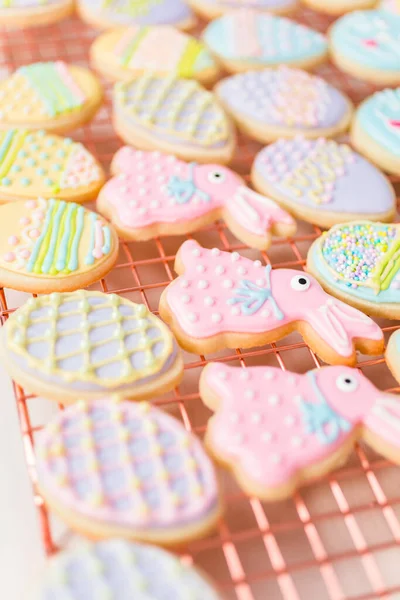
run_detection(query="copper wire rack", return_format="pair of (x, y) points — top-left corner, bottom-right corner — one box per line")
(2, 7), (400, 600)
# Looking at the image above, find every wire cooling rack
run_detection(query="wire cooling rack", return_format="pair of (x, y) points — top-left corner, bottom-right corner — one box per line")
(2, 7), (400, 600)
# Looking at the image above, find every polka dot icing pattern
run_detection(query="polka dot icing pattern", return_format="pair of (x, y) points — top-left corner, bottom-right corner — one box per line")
(203, 11), (327, 65)
(35, 399), (220, 534)
(0, 129), (102, 199)
(355, 88), (400, 156)
(100, 147), (295, 246)
(216, 67), (349, 129)
(80, 0), (194, 26)
(114, 73), (231, 147)
(201, 363), (400, 496)
(161, 240), (383, 359)
(33, 540), (222, 600)
(0, 199), (112, 275)
(319, 222), (400, 293)
(4, 290), (180, 393)
(253, 137), (395, 214)
(330, 10), (400, 71)
(0, 62), (86, 122)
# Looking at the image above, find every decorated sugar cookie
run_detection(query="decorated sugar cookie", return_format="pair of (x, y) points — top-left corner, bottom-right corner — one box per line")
(77, 0), (196, 30)
(0, 199), (118, 293)
(90, 26), (220, 85)
(35, 398), (220, 543)
(302, 0), (377, 15)
(200, 363), (400, 500)
(0, 0), (73, 27)
(187, 0), (299, 20)
(307, 221), (400, 320)
(215, 67), (352, 144)
(31, 540), (222, 600)
(386, 330), (400, 384)
(0, 129), (104, 204)
(97, 147), (296, 249)
(1, 290), (184, 402)
(251, 137), (396, 228)
(0, 62), (103, 134)
(202, 11), (328, 73)
(113, 73), (236, 163)
(351, 88), (400, 176)
(159, 240), (384, 365)
(379, 0), (399, 12)
(329, 10), (400, 85)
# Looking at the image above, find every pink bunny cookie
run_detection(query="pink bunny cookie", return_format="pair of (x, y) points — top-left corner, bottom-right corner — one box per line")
(97, 147), (296, 249)
(200, 363), (400, 500)
(159, 241), (384, 365)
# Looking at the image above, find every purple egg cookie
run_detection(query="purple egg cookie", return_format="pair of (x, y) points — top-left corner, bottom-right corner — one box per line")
(251, 137), (396, 227)
(215, 66), (353, 143)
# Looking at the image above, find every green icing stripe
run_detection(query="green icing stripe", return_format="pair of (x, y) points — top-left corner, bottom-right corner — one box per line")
(27, 199), (56, 273)
(68, 205), (85, 272)
(85, 212), (97, 265)
(54, 202), (78, 272)
(120, 27), (149, 66)
(40, 201), (67, 274)
(102, 226), (111, 255)
(0, 130), (16, 165)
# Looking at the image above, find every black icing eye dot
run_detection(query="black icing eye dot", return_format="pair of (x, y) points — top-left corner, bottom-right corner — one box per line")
(208, 170), (225, 184)
(290, 274), (311, 291)
(344, 378), (352, 384)
(336, 374), (358, 392)
(298, 277), (307, 285)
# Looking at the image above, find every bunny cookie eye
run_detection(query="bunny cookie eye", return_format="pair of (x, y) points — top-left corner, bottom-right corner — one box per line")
(208, 170), (226, 184)
(290, 275), (310, 291)
(336, 374), (359, 392)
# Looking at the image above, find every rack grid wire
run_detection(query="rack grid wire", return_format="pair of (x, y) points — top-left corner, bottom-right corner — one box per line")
(2, 6), (400, 600)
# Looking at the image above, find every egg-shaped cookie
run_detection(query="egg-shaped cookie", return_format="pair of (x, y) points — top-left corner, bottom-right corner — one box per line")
(0, 199), (118, 293)
(77, 0), (196, 30)
(329, 10), (400, 85)
(0, 129), (104, 203)
(90, 26), (219, 85)
(113, 73), (236, 163)
(215, 67), (352, 143)
(302, 0), (376, 15)
(31, 541), (222, 600)
(203, 10), (328, 73)
(0, 0), (73, 27)
(188, 0), (298, 20)
(307, 221), (400, 320)
(351, 88), (400, 176)
(251, 138), (396, 227)
(34, 398), (220, 543)
(0, 62), (103, 134)
(1, 290), (184, 402)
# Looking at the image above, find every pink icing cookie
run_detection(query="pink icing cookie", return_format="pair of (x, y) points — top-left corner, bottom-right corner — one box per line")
(159, 240), (384, 365)
(97, 147), (296, 249)
(200, 363), (400, 500)
(35, 398), (222, 545)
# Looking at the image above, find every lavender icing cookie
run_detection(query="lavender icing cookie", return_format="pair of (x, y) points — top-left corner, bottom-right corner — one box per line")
(215, 67), (353, 143)
(187, 0), (298, 20)
(0, 290), (184, 403)
(77, 0), (196, 30)
(251, 137), (396, 227)
(31, 540), (222, 600)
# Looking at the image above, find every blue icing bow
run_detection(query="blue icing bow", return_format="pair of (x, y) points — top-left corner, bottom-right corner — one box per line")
(300, 372), (351, 445)
(227, 264), (284, 320)
(167, 162), (210, 205)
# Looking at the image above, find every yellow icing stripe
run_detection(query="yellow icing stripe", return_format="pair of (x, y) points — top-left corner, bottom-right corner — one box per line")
(63, 202), (78, 274)
(33, 201), (66, 274)
(0, 130), (27, 178)
(178, 39), (202, 77)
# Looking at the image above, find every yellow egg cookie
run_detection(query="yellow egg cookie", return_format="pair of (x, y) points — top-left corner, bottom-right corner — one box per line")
(90, 26), (220, 85)
(0, 62), (103, 134)
(0, 129), (104, 203)
(0, 0), (73, 27)
(113, 73), (236, 163)
(0, 198), (118, 293)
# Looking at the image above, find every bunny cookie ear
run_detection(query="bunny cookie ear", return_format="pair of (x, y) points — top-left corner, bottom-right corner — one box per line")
(174, 239), (208, 274)
(364, 395), (400, 462)
(223, 185), (296, 251)
(303, 297), (384, 363)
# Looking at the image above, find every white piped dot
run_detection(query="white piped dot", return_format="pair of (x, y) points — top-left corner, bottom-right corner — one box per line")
(182, 295), (191, 304)
(198, 280), (209, 289)
(192, 248), (201, 257)
(223, 279), (234, 288)
(251, 412), (262, 424)
(215, 265), (225, 275)
(240, 371), (250, 380)
(180, 279), (190, 288)
(261, 431), (272, 443)
(237, 266), (247, 276)
(261, 309), (270, 318)
(204, 296), (215, 307)
(287, 375), (297, 385)
(187, 313), (198, 322)
(293, 395), (304, 404)
(231, 252), (240, 262)
(284, 415), (295, 427)
(268, 394), (280, 406)
(196, 264), (206, 273)
(270, 453), (282, 464)
(211, 248), (220, 256)
(256, 279), (264, 287)
(254, 260), (262, 268)
(231, 306), (240, 316)
(264, 370), (275, 380)
(211, 312), (222, 323)
(245, 389), (255, 400)
(291, 436), (303, 447)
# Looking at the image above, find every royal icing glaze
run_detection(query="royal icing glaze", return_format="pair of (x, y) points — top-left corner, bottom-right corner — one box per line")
(216, 67), (349, 130)
(310, 221), (400, 305)
(100, 147), (295, 245)
(114, 73), (231, 148)
(35, 399), (219, 533)
(33, 540), (221, 600)
(198, 0), (297, 10)
(162, 240), (383, 358)
(203, 11), (327, 65)
(0, 129), (102, 199)
(355, 88), (400, 156)
(330, 10), (400, 72)
(95, 26), (215, 78)
(253, 137), (395, 215)
(201, 363), (400, 492)
(80, 0), (194, 26)
(0, 0), (61, 6)
(4, 290), (180, 393)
